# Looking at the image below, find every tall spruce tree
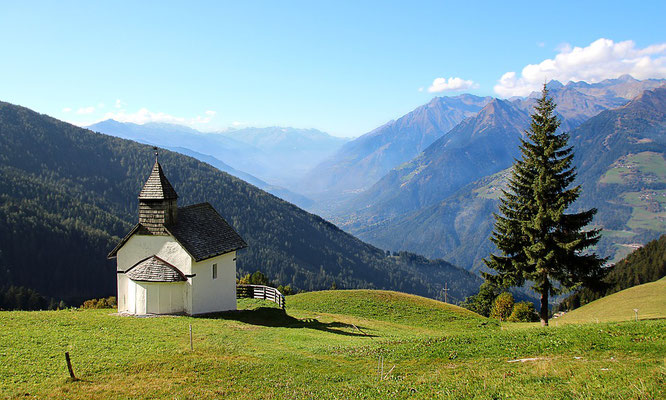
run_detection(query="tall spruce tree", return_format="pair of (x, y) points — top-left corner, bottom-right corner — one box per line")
(484, 85), (606, 326)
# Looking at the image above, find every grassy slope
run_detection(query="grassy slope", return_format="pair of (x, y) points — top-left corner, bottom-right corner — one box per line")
(557, 277), (666, 324)
(288, 290), (482, 331)
(1, 290), (664, 399)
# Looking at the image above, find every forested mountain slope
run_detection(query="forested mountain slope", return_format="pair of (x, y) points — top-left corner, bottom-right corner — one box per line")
(0, 101), (480, 304)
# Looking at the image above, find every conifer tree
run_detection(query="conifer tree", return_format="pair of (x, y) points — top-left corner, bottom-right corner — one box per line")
(484, 85), (606, 326)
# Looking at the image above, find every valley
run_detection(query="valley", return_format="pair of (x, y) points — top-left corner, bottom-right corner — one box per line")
(79, 78), (666, 277)
(0, 101), (480, 305)
(2, 6), (665, 399)
(3, 77), (662, 306)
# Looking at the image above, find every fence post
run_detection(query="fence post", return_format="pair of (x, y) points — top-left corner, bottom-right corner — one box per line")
(65, 352), (77, 380)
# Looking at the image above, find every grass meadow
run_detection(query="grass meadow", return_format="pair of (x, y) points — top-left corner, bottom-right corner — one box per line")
(1, 290), (664, 399)
(556, 277), (666, 325)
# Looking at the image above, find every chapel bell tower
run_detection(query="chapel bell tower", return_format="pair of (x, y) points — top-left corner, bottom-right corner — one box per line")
(138, 148), (179, 234)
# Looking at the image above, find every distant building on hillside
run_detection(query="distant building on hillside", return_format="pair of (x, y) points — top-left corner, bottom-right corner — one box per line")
(108, 151), (247, 315)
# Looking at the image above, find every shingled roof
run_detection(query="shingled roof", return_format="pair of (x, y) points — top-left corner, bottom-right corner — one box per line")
(108, 202), (247, 260)
(125, 255), (187, 282)
(165, 203), (247, 262)
(139, 161), (178, 200)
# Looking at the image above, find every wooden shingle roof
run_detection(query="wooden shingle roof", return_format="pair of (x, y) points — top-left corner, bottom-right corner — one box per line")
(139, 161), (178, 200)
(107, 202), (247, 261)
(165, 203), (247, 262)
(125, 255), (186, 282)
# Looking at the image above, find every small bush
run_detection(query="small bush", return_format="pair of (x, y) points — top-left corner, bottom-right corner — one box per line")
(508, 301), (539, 322)
(238, 271), (270, 285)
(461, 281), (501, 317)
(81, 296), (117, 309)
(277, 285), (294, 295)
(490, 292), (514, 321)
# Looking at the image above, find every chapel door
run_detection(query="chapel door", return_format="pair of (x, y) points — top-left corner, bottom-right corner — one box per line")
(146, 285), (160, 314)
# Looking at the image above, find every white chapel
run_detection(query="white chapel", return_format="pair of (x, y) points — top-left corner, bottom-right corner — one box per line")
(108, 153), (247, 315)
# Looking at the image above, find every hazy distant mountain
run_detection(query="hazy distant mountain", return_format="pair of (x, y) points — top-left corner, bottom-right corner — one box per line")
(87, 119), (267, 175)
(88, 121), (348, 190)
(333, 98), (530, 229)
(216, 127), (349, 187)
(167, 147), (314, 209)
(301, 94), (492, 197)
(353, 87), (666, 272)
(219, 126), (348, 152)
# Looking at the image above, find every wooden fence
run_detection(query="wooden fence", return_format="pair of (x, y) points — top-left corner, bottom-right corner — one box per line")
(236, 284), (285, 310)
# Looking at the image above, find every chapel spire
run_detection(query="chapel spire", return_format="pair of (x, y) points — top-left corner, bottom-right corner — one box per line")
(138, 148), (178, 234)
(139, 147), (178, 200)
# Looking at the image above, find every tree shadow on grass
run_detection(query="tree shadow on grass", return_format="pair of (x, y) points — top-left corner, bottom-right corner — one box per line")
(197, 307), (376, 338)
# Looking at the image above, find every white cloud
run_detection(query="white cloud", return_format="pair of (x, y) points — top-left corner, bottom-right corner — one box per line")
(62, 107), (72, 113)
(100, 107), (217, 126)
(494, 38), (666, 97)
(191, 114), (214, 125)
(114, 99), (126, 109)
(76, 106), (96, 115)
(231, 121), (245, 127)
(102, 108), (186, 125)
(427, 77), (479, 93)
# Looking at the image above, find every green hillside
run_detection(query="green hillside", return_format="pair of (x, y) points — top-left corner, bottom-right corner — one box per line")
(561, 234), (666, 311)
(0, 101), (481, 305)
(1, 290), (664, 399)
(289, 289), (482, 330)
(556, 277), (666, 324)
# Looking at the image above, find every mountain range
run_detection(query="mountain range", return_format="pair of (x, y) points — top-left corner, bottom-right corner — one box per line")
(301, 94), (492, 199)
(216, 126), (349, 186)
(86, 121), (349, 190)
(158, 146), (313, 208)
(0, 101), (480, 304)
(349, 86), (666, 272)
(2, 75), (663, 307)
(335, 98), (530, 227)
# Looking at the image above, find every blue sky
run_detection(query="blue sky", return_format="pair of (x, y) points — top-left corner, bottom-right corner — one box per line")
(1, 1), (664, 137)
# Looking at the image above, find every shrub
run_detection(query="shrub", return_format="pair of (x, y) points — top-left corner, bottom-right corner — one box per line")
(277, 285), (294, 295)
(508, 301), (539, 322)
(461, 281), (501, 317)
(490, 292), (514, 321)
(81, 296), (117, 309)
(238, 271), (270, 286)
